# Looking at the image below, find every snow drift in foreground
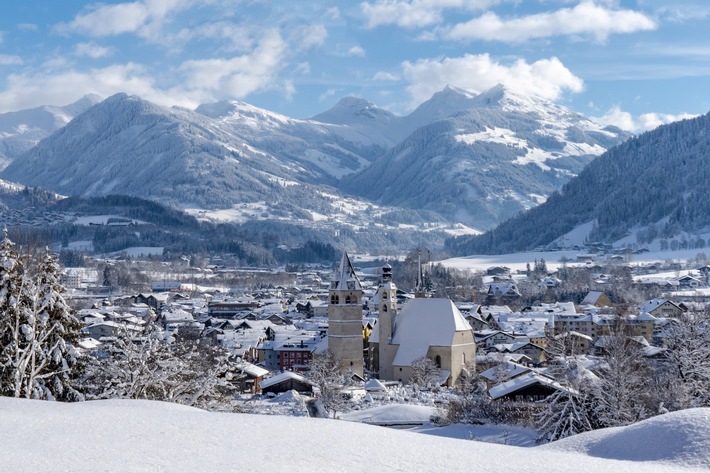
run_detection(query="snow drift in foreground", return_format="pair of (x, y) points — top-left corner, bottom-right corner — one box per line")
(541, 408), (710, 468)
(0, 398), (707, 473)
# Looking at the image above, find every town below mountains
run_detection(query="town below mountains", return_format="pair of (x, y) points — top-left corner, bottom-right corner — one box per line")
(1, 86), (710, 471)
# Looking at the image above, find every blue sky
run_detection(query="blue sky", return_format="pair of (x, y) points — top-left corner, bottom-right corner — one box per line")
(0, 1), (708, 132)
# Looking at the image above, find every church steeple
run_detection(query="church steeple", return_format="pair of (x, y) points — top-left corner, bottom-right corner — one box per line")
(327, 251), (364, 377)
(331, 251), (362, 292)
(414, 252), (428, 298)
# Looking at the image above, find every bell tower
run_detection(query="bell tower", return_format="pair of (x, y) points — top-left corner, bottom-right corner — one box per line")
(328, 252), (364, 377)
(377, 264), (398, 380)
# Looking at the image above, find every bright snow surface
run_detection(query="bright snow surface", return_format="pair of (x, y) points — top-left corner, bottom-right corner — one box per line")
(0, 398), (708, 472)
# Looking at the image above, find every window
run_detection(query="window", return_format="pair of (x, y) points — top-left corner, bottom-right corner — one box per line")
(435, 356), (442, 368)
(345, 295), (351, 304)
(382, 305), (387, 312)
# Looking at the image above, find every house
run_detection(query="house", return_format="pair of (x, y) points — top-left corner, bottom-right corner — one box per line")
(485, 281), (521, 304)
(259, 371), (316, 395)
(486, 266), (511, 276)
(233, 362), (269, 394)
(479, 361), (532, 389)
(640, 299), (686, 318)
(489, 371), (571, 402)
(581, 291), (613, 308)
(494, 342), (547, 366)
(678, 275), (702, 290)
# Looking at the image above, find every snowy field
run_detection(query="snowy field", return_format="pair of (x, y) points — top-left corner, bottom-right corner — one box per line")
(1, 397), (708, 473)
(439, 247), (710, 273)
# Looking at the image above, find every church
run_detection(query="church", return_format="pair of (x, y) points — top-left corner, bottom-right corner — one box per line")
(368, 264), (477, 386)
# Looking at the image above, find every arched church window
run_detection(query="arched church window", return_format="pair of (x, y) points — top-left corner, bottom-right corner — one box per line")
(331, 295), (336, 304)
(382, 291), (387, 300)
(345, 295), (351, 304)
(382, 305), (387, 312)
(435, 355), (442, 368)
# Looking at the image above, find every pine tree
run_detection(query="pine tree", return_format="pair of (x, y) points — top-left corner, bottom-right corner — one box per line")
(31, 248), (84, 401)
(0, 237), (84, 401)
(0, 232), (33, 398)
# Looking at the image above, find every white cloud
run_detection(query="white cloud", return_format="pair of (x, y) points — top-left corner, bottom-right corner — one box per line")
(0, 63), (180, 111)
(593, 105), (698, 133)
(319, 88), (337, 102)
(445, 2), (657, 43)
(373, 71), (399, 81)
(289, 24), (328, 51)
(0, 29), (292, 112)
(0, 54), (23, 66)
(178, 29), (289, 100)
(57, 0), (193, 41)
(295, 62), (311, 75)
(347, 46), (366, 57)
(361, 0), (499, 29)
(75, 42), (112, 59)
(18, 23), (38, 32)
(402, 53), (583, 108)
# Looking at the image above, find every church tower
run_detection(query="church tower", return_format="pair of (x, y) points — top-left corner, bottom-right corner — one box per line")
(414, 252), (428, 298)
(328, 252), (364, 377)
(377, 264), (398, 381)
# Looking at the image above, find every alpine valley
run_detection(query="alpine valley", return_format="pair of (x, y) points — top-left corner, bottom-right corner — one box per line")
(0, 85), (631, 254)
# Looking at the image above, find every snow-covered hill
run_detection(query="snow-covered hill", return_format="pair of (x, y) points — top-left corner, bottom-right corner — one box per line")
(0, 397), (706, 472)
(344, 84), (631, 230)
(0, 95), (101, 169)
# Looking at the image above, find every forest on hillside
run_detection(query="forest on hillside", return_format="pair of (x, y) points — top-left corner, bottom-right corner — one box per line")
(446, 112), (710, 255)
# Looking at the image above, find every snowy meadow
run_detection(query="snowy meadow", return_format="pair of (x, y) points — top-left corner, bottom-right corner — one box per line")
(1, 397), (708, 473)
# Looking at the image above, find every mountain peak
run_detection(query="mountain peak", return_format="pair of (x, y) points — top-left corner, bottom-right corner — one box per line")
(470, 83), (557, 113)
(311, 96), (397, 126)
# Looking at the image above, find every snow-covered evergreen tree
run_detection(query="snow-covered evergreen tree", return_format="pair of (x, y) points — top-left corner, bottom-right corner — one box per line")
(0, 236), (83, 400)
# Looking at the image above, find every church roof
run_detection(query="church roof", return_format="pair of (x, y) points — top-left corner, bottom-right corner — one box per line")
(391, 298), (472, 367)
(331, 252), (362, 291)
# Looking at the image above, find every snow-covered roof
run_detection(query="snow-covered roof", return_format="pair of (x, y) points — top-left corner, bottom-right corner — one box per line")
(391, 298), (472, 367)
(489, 371), (570, 400)
(235, 361), (269, 378)
(259, 371), (314, 389)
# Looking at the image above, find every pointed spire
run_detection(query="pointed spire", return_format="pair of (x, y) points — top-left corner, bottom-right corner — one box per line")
(414, 252), (427, 298)
(332, 251), (362, 291)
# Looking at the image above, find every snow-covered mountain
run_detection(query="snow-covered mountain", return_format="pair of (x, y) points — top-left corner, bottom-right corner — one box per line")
(1, 93), (336, 208)
(0, 95), (101, 169)
(0, 86), (632, 246)
(196, 97), (395, 181)
(0, 93), (454, 251)
(344, 84), (631, 230)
